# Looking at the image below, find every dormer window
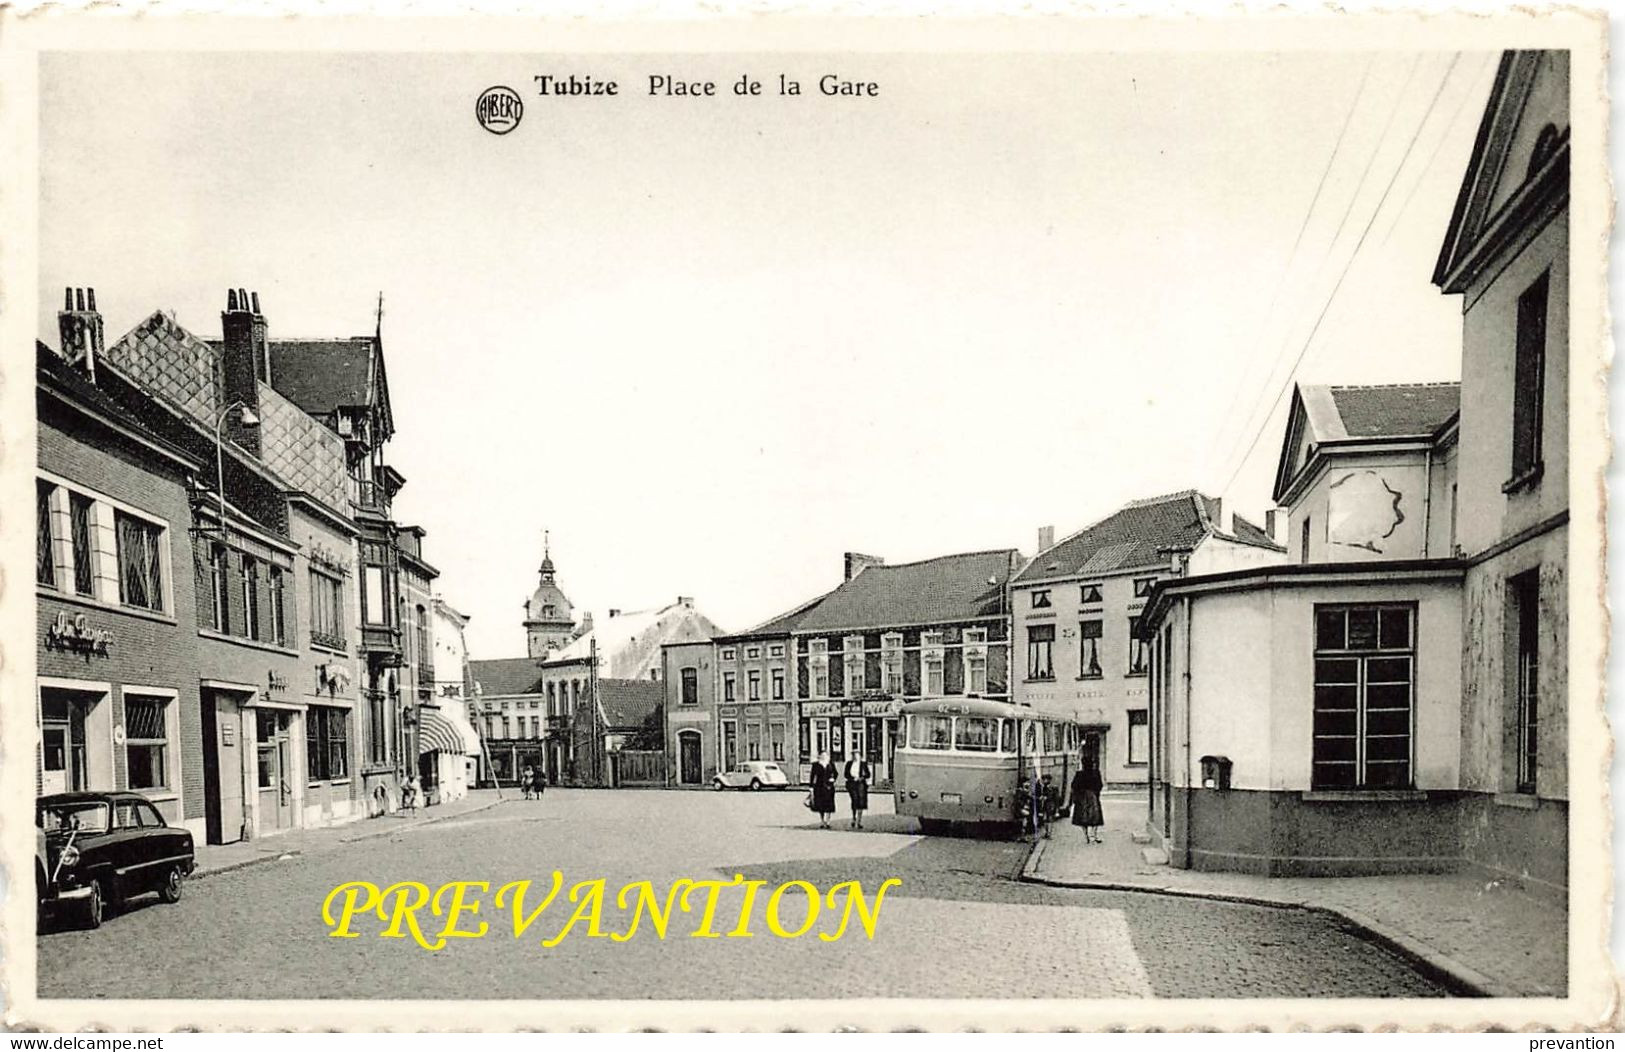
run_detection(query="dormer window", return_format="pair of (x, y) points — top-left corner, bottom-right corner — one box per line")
(1031, 590), (1052, 609)
(1080, 583), (1103, 604)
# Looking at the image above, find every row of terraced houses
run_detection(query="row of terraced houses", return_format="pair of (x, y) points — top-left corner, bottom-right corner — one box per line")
(35, 288), (483, 845)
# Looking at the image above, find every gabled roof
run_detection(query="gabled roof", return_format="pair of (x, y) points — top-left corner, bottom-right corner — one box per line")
(469, 657), (544, 697)
(720, 588), (841, 641)
(1433, 50), (1571, 294)
(548, 600), (724, 679)
(1014, 492), (1240, 586)
(596, 678), (664, 730)
(791, 550), (1019, 632)
(36, 342), (204, 475)
(1272, 383), (1461, 503)
(204, 334), (394, 438)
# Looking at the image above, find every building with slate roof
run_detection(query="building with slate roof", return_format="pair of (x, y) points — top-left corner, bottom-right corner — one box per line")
(1011, 492), (1285, 787)
(96, 288), (442, 825)
(1140, 51), (1569, 892)
(780, 549), (1022, 786)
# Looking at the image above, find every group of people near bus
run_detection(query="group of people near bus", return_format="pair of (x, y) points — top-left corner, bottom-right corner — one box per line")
(805, 751), (872, 829)
(802, 746), (1107, 841)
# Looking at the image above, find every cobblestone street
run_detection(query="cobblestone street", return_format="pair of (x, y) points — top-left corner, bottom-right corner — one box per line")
(38, 791), (1453, 1000)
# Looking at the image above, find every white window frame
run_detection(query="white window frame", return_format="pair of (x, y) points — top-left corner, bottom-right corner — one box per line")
(881, 633), (904, 695)
(843, 635), (865, 697)
(120, 685), (181, 801)
(809, 639), (829, 699)
(922, 631), (945, 697)
(963, 628), (988, 696)
(36, 472), (174, 617)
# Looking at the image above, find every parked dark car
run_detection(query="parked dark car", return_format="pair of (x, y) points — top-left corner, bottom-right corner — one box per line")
(37, 791), (195, 929)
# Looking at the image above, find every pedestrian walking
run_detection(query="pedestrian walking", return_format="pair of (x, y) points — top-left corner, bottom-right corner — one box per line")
(531, 765), (547, 801)
(401, 773), (420, 817)
(844, 753), (872, 830)
(809, 751), (838, 829)
(1070, 756), (1105, 843)
(521, 764), (535, 801)
(1039, 774), (1058, 839)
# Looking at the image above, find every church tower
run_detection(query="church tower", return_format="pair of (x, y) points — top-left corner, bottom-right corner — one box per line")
(523, 534), (578, 658)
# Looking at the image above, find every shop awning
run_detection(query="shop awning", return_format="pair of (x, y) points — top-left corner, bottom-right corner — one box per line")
(418, 705), (479, 756)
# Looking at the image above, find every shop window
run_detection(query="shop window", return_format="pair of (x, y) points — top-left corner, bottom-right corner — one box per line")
(306, 705), (350, 782)
(1312, 605), (1415, 789)
(770, 722), (786, 761)
(124, 695), (170, 790)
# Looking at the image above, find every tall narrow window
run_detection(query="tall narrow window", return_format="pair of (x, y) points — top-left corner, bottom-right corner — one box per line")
(1127, 709), (1149, 765)
(1127, 616), (1149, 675)
(1027, 624), (1055, 681)
(241, 555), (260, 640)
(210, 545), (230, 631)
(844, 636), (865, 697)
(115, 511), (164, 612)
(964, 628), (988, 695)
(70, 493), (94, 595)
(748, 669), (762, 701)
(269, 566), (288, 647)
(1511, 271), (1549, 485)
(36, 481), (56, 587)
(1079, 619), (1103, 678)
(680, 667), (698, 706)
(922, 632), (945, 695)
(723, 672), (736, 703)
(809, 640), (829, 698)
(881, 633), (904, 694)
(1312, 605), (1415, 789)
(1301, 517), (1313, 565)
(1511, 570), (1541, 794)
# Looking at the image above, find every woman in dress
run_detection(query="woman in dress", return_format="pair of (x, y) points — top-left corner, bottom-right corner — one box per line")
(531, 764), (548, 801)
(843, 752), (872, 830)
(809, 751), (838, 829)
(1070, 755), (1105, 843)
(520, 764), (535, 801)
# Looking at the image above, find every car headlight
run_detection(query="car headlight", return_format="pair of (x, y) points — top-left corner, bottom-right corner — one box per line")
(59, 845), (79, 868)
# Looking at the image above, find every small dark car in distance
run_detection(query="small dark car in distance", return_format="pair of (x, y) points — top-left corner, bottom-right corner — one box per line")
(38, 791), (195, 929)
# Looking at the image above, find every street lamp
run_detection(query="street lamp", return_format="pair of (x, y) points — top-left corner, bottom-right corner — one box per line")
(213, 400), (260, 538)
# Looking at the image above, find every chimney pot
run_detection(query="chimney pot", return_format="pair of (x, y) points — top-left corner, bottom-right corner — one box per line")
(86, 288), (96, 311)
(237, 287), (248, 309)
(227, 289), (238, 311)
(251, 291), (261, 314)
(1038, 525), (1055, 552)
(75, 288), (85, 311)
(63, 287), (73, 311)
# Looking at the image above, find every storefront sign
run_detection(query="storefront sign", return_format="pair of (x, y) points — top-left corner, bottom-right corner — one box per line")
(862, 700), (900, 716)
(802, 702), (841, 717)
(44, 612), (112, 657)
(268, 670), (290, 695)
(220, 722), (236, 747)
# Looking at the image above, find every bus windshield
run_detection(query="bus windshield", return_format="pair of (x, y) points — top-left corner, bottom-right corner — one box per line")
(953, 716), (1000, 752)
(908, 714), (953, 750)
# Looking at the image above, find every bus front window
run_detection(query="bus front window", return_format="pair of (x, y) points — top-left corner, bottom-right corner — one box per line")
(954, 716), (999, 752)
(909, 715), (953, 750)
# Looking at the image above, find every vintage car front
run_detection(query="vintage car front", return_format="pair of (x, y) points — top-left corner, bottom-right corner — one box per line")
(37, 794), (113, 925)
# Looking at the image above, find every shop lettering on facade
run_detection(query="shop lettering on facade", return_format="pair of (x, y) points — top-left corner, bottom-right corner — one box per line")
(44, 611), (113, 657)
(268, 669), (290, 695)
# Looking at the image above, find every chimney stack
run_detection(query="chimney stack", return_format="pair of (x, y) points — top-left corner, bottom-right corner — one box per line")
(608, 608), (622, 619)
(57, 286), (104, 380)
(220, 288), (269, 455)
(1037, 525), (1055, 552)
(844, 552), (885, 582)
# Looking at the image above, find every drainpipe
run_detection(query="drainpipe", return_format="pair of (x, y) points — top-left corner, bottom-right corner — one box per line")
(1421, 447), (1434, 558)
(1181, 595), (1194, 869)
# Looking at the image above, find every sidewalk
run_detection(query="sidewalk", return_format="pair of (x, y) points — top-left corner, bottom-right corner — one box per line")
(191, 788), (508, 879)
(1023, 794), (1567, 999)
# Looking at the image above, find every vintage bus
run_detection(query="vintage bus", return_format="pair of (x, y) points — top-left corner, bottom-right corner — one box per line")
(893, 698), (1082, 833)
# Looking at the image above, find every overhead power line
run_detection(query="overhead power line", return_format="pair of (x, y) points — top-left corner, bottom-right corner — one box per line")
(1216, 52), (1464, 500)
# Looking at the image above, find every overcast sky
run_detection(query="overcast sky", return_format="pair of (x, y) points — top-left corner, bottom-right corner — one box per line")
(39, 49), (1495, 659)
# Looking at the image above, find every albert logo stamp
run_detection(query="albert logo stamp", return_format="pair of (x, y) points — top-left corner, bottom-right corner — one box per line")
(476, 85), (523, 134)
